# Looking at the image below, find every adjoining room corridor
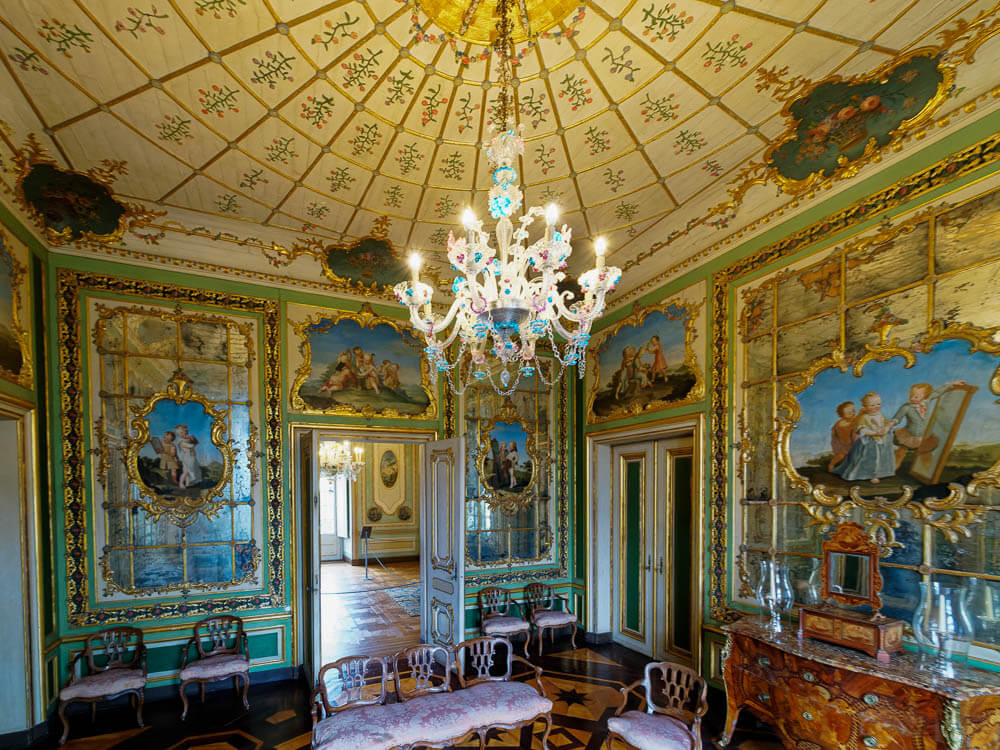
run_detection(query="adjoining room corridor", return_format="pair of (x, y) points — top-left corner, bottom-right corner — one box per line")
(320, 559), (421, 662)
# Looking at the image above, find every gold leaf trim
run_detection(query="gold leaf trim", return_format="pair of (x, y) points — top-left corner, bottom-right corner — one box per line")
(10, 133), (163, 248)
(476, 398), (540, 515)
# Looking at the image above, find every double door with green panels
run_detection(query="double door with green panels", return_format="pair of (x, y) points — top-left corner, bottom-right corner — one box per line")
(611, 438), (696, 662)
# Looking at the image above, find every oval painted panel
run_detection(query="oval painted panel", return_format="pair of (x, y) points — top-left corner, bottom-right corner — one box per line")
(380, 449), (398, 488)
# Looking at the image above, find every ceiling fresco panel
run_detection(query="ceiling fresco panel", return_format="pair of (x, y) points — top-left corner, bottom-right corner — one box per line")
(0, 23), (95, 126)
(0, 0), (998, 306)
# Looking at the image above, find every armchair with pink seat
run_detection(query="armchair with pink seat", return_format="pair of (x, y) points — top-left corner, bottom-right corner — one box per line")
(57, 627), (147, 745)
(478, 586), (531, 657)
(178, 614), (251, 720)
(605, 661), (708, 750)
(524, 582), (577, 656)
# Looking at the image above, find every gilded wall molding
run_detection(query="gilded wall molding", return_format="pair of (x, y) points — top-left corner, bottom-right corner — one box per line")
(587, 297), (705, 424)
(0, 229), (33, 389)
(58, 269), (284, 627)
(708, 131), (1000, 625)
(123, 370), (236, 528)
(11, 134), (162, 249)
(476, 399), (540, 515)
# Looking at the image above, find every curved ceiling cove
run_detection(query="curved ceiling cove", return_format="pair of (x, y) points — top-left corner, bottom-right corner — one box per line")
(0, 0), (998, 302)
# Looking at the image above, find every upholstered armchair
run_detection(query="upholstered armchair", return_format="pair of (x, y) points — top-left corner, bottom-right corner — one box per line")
(57, 627), (147, 745)
(605, 661), (708, 750)
(524, 582), (578, 655)
(478, 586), (531, 657)
(179, 614), (251, 720)
(311, 655), (392, 748)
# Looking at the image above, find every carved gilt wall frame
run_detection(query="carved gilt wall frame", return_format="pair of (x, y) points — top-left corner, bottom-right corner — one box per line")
(477, 399), (539, 515)
(709, 4), (1000, 220)
(588, 297), (705, 424)
(710, 131), (1000, 625)
(0, 230), (32, 388)
(288, 302), (437, 419)
(774, 324), (1000, 555)
(124, 370), (236, 528)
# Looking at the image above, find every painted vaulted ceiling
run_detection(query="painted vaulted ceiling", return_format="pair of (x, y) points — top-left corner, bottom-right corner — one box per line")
(0, 0), (999, 305)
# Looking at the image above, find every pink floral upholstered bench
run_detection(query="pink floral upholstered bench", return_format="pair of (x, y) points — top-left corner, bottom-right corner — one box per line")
(311, 636), (553, 750)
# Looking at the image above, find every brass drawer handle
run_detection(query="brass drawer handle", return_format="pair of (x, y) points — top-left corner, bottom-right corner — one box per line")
(863, 737), (878, 748)
(802, 671), (815, 682)
(863, 693), (879, 706)
(757, 692), (771, 703)
(757, 656), (770, 668)
(802, 710), (813, 721)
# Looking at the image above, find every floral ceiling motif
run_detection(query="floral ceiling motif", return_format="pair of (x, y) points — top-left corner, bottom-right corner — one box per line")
(0, 0), (998, 301)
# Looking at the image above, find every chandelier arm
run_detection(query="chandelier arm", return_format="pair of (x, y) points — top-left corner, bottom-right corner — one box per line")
(421, 297), (465, 339)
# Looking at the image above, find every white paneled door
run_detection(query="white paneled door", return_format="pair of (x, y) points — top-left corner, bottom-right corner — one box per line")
(421, 438), (465, 646)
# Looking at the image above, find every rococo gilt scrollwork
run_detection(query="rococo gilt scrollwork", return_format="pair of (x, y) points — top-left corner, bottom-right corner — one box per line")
(124, 369), (236, 528)
(477, 398), (539, 515)
(59, 269), (283, 627)
(774, 324), (1000, 554)
(0, 229), (33, 389)
(289, 302), (437, 419)
(11, 133), (163, 248)
(707, 3), (1000, 222)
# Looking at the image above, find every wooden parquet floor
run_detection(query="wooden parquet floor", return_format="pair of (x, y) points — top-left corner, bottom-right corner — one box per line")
(320, 560), (422, 663)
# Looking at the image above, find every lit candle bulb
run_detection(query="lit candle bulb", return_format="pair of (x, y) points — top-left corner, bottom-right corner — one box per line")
(408, 252), (422, 287)
(594, 237), (607, 270)
(545, 203), (558, 242)
(462, 208), (476, 246)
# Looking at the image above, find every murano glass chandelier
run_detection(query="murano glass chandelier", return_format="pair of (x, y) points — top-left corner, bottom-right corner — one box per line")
(318, 440), (364, 481)
(394, 0), (621, 396)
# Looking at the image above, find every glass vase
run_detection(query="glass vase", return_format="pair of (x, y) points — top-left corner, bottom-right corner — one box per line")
(913, 580), (975, 677)
(804, 557), (823, 606)
(756, 558), (794, 632)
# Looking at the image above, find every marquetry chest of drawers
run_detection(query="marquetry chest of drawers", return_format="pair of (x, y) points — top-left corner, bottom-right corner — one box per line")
(721, 618), (1000, 750)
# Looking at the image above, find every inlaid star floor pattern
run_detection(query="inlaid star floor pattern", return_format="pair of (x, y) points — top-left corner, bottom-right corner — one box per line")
(33, 639), (782, 750)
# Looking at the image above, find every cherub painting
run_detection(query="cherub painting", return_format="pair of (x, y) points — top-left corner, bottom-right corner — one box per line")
(292, 310), (434, 417)
(784, 339), (999, 497)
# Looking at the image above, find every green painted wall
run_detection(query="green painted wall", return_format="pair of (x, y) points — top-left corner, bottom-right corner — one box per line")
(578, 108), (1000, 680)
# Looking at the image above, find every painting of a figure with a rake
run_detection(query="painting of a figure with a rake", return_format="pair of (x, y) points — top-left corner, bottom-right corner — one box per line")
(785, 339), (1000, 497)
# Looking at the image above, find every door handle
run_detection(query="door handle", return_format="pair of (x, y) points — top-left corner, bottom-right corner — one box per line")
(657, 556), (664, 575)
(644, 555), (651, 572)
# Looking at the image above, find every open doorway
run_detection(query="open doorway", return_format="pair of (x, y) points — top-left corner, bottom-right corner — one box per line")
(318, 438), (422, 662)
(295, 427), (438, 678)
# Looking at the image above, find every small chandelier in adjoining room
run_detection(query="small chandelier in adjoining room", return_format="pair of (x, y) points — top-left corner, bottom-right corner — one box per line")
(394, 0), (621, 397)
(318, 440), (364, 481)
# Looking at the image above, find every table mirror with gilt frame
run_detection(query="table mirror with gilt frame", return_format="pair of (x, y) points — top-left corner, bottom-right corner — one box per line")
(821, 522), (884, 615)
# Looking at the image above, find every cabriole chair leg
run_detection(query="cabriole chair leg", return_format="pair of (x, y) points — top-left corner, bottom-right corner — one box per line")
(57, 700), (71, 745)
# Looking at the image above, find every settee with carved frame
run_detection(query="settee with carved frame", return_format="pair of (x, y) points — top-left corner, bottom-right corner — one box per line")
(310, 636), (553, 749)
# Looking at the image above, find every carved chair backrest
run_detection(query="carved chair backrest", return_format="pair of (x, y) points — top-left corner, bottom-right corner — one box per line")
(454, 637), (513, 687)
(193, 615), (244, 658)
(524, 582), (557, 614)
(82, 627), (144, 674)
(313, 656), (387, 718)
(479, 586), (516, 618)
(393, 644), (453, 701)
(643, 661), (707, 722)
